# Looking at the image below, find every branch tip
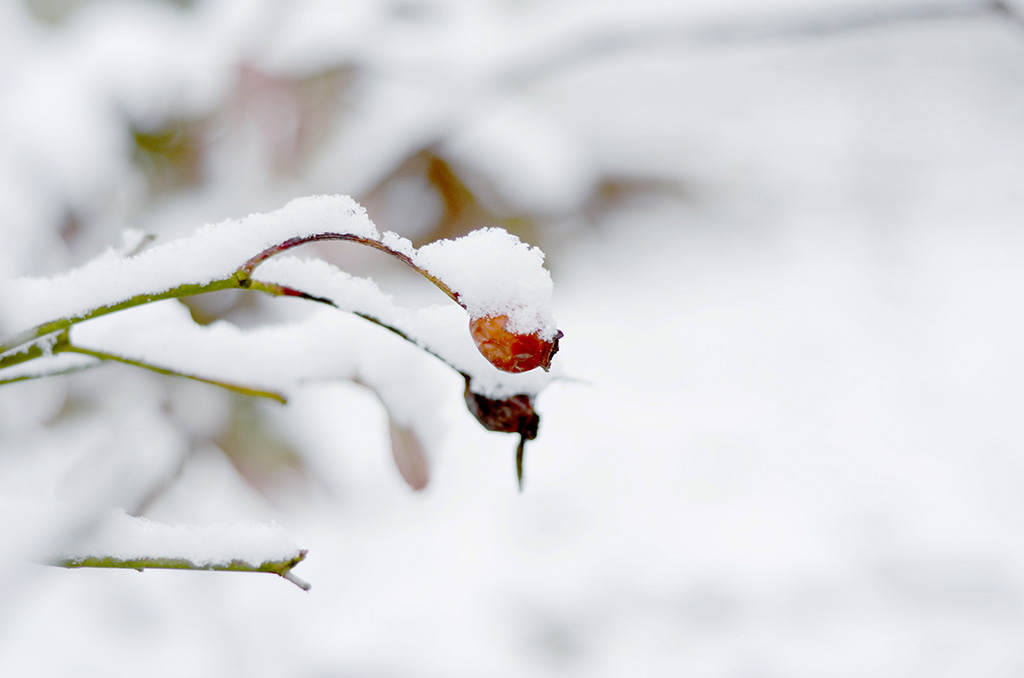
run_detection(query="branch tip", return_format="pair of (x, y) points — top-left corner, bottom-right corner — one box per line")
(282, 569), (312, 591)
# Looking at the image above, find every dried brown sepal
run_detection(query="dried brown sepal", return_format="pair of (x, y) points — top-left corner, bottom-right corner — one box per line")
(463, 377), (539, 491)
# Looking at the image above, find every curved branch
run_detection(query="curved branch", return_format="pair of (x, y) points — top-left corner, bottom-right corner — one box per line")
(238, 232), (461, 305)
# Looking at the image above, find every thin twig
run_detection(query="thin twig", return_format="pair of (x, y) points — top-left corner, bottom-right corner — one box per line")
(0, 279), (239, 355)
(239, 233), (461, 305)
(0, 360), (98, 387)
(54, 550), (311, 591)
(58, 343), (288, 403)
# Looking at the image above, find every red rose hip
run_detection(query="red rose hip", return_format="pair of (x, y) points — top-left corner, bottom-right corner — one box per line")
(469, 315), (561, 373)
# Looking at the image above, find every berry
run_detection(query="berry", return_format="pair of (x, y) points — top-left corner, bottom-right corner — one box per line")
(469, 315), (561, 373)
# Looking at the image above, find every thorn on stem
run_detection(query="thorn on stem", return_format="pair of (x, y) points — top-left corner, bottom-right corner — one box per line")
(282, 569), (312, 591)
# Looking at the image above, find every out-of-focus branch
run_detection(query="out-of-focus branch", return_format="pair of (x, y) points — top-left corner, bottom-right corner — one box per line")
(505, 0), (998, 86)
(992, 0), (1024, 27)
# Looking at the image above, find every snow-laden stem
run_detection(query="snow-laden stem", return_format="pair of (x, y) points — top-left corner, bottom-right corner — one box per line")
(0, 329), (289, 400)
(0, 230), (471, 381)
(0, 278), (459, 399)
(60, 342), (288, 403)
(0, 335), (61, 370)
(54, 550), (311, 591)
(0, 362), (94, 387)
(239, 233), (461, 306)
(0, 279), (239, 356)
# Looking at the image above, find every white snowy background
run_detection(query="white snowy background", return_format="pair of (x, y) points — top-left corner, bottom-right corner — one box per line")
(2, 0), (1024, 676)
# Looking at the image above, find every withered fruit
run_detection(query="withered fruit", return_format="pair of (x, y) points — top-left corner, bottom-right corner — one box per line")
(463, 379), (539, 491)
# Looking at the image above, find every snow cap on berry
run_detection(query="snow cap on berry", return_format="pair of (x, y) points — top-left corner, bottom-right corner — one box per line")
(413, 228), (557, 339)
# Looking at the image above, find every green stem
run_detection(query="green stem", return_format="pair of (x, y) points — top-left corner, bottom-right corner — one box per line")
(0, 336), (61, 370)
(54, 550), (311, 591)
(1, 278), (239, 355)
(0, 364), (95, 387)
(0, 328), (75, 374)
(59, 343), (288, 403)
(1, 277), (461, 397)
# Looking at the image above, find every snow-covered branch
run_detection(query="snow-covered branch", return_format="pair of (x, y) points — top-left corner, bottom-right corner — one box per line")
(0, 195), (560, 387)
(52, 511), (311, 591)
(0, 195), (565, 589)
(55, 553), (311, 591)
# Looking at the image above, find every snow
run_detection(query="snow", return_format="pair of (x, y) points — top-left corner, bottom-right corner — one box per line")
(443, 104), (595, 216)
(0, 352), (96, 384)
(2, 1), (1024, 677)
(37, 225), (557, 402)
(3, 195), (558, 354)
(58, 509), (301, 569)
(1, 195), (377, 332)
(66, 283), (551, 403)
(414, 227), (557, 338)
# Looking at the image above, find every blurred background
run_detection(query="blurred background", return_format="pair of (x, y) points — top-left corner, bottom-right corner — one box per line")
(2, 0), (1024, 675)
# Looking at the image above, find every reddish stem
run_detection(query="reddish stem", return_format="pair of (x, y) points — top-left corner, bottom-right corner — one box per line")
(239, 233), (461, 305)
